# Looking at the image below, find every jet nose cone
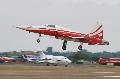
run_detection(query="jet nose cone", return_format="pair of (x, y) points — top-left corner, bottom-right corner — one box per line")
(69, 60), (72, 63)
(67, 59), (72, 63)
(16, 26), (31, 30)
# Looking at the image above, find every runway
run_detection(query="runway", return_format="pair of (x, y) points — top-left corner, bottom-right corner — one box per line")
(0, 64), (120, 79)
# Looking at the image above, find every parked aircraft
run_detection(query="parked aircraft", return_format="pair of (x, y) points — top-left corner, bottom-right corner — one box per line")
(22, 54), (41, 62)
(0, 57), (16, 63)
(22, 52), (72, 66)
(99, 57), (120, 66)
(16, 23), (109, 50)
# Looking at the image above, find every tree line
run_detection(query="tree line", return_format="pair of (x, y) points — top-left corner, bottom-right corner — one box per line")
(0, 50), (120, 63)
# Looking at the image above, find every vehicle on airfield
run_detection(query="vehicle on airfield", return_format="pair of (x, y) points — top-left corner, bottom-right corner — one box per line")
(16, 23), (109, 51)
(0, 57), (16, 63)
(99, 57), (120, 66)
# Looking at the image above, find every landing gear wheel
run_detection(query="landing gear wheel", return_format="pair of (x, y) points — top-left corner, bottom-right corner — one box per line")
(78, 45), (82, 50)
(106, 42), (109, 45)
(37, 34), (41, 43)
(37, 39), (40, 43)
(65, 64), (68, 67)
(62, 45), (66, 50)
(46, 63), (50, 66)
(54, 64), (58, 66)
(62, 40), (67, 50)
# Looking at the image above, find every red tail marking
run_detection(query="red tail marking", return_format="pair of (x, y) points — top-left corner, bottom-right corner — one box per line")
(90, 25), (102, 34)
(91, 30), (103, 39)
(89, 25), (103, 39)
(97, 30), (103, 39)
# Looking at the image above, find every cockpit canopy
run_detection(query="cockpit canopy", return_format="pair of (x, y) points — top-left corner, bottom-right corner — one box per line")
(45, 24), (56, 28)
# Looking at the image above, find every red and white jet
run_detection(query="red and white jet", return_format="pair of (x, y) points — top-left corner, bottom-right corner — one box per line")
(16, 24), (109, 50)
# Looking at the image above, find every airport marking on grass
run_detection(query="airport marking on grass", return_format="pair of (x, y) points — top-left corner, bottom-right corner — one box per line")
(93, 72), (116, 74)
(102, 76), (120, 78)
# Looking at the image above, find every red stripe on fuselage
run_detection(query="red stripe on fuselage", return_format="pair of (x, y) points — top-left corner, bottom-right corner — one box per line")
(27, 28), (85, 38)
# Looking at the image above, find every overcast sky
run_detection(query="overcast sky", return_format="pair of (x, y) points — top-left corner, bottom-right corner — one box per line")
(0, 0), (120, 52)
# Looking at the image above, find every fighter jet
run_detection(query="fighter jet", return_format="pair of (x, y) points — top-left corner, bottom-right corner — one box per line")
(16, 24), (109, 50)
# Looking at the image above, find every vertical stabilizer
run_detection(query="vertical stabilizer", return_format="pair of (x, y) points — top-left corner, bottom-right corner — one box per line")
(39, 51), (46, 57)
(89, 24), (103, 39)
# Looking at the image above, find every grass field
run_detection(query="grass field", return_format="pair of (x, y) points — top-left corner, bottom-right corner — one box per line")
(0, 64), (120, 79)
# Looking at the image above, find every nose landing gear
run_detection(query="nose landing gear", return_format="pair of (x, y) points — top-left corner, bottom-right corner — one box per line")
(37, 38), (40, 43)
(37, 34), (41, 43)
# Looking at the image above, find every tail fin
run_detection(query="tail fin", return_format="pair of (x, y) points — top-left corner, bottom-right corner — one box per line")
(89, 24), (103, 39)
(39, 51), (46, 57)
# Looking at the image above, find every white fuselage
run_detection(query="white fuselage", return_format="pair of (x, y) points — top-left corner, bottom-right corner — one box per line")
(39, 55), (72, 65)
(22, 52), (72, 66)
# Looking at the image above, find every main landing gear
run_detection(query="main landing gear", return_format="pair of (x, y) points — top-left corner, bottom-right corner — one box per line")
(37, 34), (41, 43)
(62, 40), (83, 51)
(78, 42), (83, 50)
(62, 40), (67, 50)
(78, 45), (82, 50)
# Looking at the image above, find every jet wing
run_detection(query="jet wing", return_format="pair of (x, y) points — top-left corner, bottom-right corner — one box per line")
(16, 26), (32, 30)
(16, 27), (26, 30)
